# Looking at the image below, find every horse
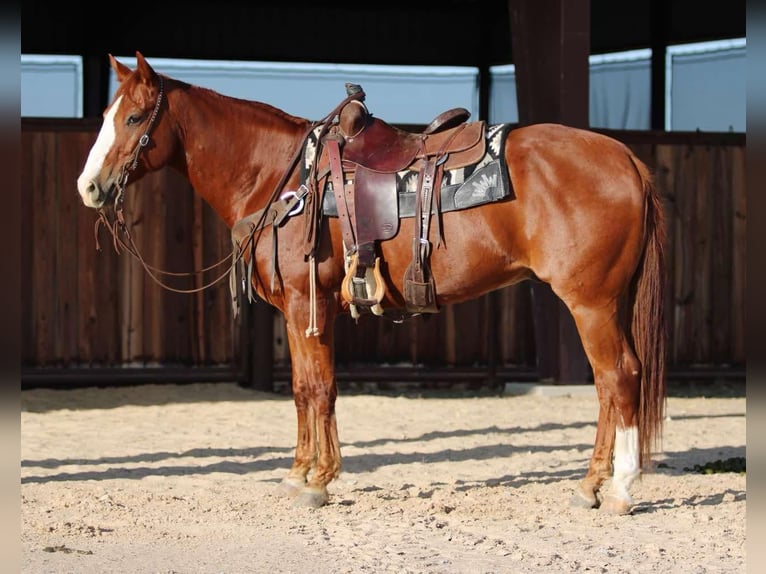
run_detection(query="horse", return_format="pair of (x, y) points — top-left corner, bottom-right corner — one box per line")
(77, 52), (666, 515)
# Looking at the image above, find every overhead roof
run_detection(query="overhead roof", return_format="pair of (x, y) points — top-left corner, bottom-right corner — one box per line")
(22, 0), (745, 66)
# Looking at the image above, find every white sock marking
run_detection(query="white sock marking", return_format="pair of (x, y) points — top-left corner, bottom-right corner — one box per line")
(612, 426), (639, 502)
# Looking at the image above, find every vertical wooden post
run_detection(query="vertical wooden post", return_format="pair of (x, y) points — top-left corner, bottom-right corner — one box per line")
(508, 0), (592, 384)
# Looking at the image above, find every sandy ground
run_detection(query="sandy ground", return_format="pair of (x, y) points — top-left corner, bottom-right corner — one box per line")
(21, 381), (746, 573)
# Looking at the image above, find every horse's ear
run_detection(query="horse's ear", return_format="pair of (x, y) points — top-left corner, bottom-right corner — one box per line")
(109, 54), (133, 83)
(134, 51), (158, 84)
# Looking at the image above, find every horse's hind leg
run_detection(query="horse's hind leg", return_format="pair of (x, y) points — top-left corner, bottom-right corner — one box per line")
(568, 302), (642, 515)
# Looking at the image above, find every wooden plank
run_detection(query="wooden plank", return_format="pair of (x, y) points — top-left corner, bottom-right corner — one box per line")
(204, 204), (236, 364)
(74, 131), (96, 364)
(21, 131), (36, 364)
(494, 288), (512, 364)
(730, 146), (746, 363)
(444, 305), (457, 364)
(54, 131), (83, 363)
(120, 179), (145, 363)
(346, 313), (381, 363)
(373, 308), (410, 364)
(141, 172), (167, 363)
(710, 147), (733, 363)
(407, 317), (421, 366)
(692, 146), (712, 362)
(163, 171), (195, 363)
(451, 298), (485, 366)
(414, 313), (446, 365)
(496, 284), (533, 367)
(30, 132), (57, 364)
(672, 144), (694, 363)
(192, 194), (206, 363)
(653, 144), (677, 364)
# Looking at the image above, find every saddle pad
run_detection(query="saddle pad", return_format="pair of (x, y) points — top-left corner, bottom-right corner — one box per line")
(318, 123), (515, 218)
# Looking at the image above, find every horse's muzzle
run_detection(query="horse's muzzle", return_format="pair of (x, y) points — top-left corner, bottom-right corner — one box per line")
(78, 179), (116, 209)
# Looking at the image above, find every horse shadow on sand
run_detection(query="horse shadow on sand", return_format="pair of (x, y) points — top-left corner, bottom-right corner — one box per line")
(21, 418), (598, 484)
(22, 412), (745, 514)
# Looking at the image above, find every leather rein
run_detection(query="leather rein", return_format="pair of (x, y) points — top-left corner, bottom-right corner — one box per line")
(94, 76), (365, 297)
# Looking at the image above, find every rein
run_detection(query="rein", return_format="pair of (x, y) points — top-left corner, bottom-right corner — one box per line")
(94, 79), (366, 303)
(94, 75), (248, 295)
(95, 209), (248, 294)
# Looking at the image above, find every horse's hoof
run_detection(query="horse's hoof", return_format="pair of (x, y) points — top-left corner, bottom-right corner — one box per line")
(599, 494), (633, 515)
(570, 489), (599, 509)
(293, 486), (329, 509)
(275, 477), (305, 498)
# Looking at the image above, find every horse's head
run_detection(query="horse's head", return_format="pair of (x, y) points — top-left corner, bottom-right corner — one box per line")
(77, 52), (170, 209)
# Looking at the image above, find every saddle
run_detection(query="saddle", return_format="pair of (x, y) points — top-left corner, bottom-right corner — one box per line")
(320, 84), (486, 316)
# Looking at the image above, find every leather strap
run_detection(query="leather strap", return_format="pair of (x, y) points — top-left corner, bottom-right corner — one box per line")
(413, 158), (437, 280)
(326, 137), (356, 251)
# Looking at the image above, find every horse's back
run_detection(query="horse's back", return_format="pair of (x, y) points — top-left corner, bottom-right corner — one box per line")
(506, 123), (646, 199)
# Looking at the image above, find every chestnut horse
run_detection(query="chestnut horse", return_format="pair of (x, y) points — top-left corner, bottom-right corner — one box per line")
(77, 52), (666, 514)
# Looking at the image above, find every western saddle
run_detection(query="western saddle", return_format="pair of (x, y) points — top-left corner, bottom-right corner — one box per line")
(320, 83), (487, 316)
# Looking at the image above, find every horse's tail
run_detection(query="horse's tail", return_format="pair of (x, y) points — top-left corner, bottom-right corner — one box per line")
(629, 154), (667, 467)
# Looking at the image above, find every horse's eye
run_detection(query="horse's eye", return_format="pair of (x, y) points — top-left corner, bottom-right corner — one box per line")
(126, 114), (143, 126)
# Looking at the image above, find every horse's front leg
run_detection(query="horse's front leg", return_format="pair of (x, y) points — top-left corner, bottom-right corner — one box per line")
(275, 304), (340, 508)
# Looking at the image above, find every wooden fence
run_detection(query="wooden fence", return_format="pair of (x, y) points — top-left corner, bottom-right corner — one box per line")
(21, 119), (745, 386)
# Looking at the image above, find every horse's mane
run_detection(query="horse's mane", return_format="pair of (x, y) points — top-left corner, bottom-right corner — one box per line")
(167, 75), (309, 127)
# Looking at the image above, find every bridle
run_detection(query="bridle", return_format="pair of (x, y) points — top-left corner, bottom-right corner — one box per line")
(93, 76), (366, 307)
(94, 75), (251, 295)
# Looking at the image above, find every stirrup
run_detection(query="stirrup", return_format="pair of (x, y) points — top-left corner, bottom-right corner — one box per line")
(341, 253), (385, 312)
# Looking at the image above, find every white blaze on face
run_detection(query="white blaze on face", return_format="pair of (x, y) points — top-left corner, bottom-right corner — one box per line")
(76, 95), (124, 206)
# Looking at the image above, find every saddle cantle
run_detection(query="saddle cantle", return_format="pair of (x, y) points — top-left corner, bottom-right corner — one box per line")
(340, 115), (486, 174)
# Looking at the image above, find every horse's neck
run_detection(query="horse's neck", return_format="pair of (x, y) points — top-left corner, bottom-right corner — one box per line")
(173, 86), (309, 228)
